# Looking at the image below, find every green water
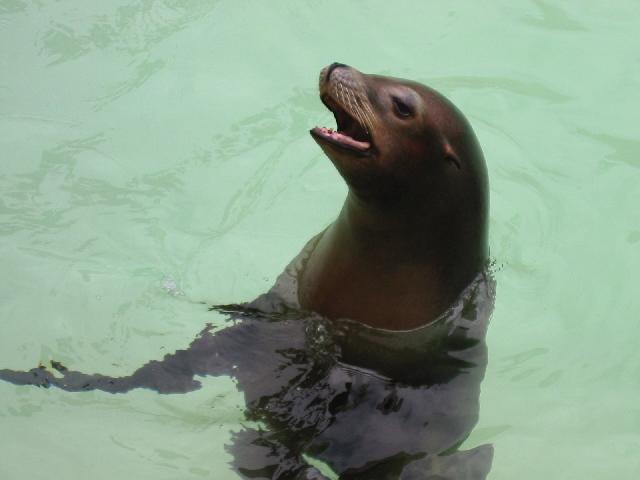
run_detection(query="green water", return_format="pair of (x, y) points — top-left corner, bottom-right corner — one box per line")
(1, 1), (639, 478)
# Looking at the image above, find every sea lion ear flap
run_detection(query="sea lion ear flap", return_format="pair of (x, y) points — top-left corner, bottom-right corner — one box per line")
(444, 141), (462, 170)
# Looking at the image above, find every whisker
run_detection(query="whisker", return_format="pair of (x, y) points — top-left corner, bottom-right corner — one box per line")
(355, 92), (374, 130)
(339, 84), (363, 130)
(342, 85), (360, 123)
(331, 80), (375, 138)
(348, 89), (369, 133)
(357, 91), (375, 126)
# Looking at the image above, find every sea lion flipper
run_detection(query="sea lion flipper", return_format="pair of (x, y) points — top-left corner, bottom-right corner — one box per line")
(229, 427), (331, 480)
(0, 365), (131, 392)
(0, 368), (202, 394)
(0, 366), (57, 389)
(398, 445), (494, 480)
(0, 349), (206, 394)
(0, 322), (247, 393)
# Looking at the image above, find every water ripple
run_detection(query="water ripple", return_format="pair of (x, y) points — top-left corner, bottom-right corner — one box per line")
(522, 0), (588, 31)
(430, 75), (572, 103)
(38, 1), (220, 64)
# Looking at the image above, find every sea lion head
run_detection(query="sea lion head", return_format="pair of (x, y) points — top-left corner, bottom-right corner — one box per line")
(310, 63), (488, 221)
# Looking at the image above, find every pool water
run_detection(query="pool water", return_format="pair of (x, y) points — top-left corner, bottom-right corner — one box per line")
(1, 1), (639, 479)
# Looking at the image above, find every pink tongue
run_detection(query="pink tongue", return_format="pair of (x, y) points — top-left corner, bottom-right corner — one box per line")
(317, 127), (370, 150)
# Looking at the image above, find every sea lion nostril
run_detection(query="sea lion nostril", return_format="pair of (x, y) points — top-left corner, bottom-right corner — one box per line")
(327, 62), (348, 78)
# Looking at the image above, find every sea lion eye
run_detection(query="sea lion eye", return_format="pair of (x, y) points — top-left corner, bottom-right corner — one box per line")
(392, 97), (413, 118)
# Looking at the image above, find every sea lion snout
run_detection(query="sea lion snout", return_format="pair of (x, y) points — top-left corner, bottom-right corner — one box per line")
(319, 62), (353, 88)
(312, 65), (374, 163)
(326, 62), (349, 78)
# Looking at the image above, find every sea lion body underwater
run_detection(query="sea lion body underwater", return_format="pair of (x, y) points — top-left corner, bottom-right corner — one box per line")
(303, 63), (489, 330)
(0, 65), (493, 479)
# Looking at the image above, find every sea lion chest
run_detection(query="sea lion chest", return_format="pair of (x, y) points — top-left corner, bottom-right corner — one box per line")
(298, 220), (450, 330)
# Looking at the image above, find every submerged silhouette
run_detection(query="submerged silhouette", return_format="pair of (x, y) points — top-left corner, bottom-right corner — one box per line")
(0, 266), (494, 480)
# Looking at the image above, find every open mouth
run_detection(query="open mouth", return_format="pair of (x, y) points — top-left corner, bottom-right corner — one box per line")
(311, 94), (372, 155)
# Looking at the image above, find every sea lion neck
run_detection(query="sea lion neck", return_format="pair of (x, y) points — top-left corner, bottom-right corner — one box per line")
(340, 190), (437, 251)
(297, 193), (455, 328)
(338, 189), (485, 274)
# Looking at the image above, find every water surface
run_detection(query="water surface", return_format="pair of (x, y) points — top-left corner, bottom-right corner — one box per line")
(1, 1), (639, 479)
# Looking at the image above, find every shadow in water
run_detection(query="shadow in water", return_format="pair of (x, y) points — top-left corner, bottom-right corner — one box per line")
(0, 272), (495, 480)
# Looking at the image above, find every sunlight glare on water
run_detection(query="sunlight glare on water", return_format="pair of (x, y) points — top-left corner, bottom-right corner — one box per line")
(0, 1), (639, 479)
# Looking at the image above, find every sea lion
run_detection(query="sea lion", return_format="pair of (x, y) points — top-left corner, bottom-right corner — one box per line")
(0, 65), (494, 479)
(304, 63), (489, 330)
